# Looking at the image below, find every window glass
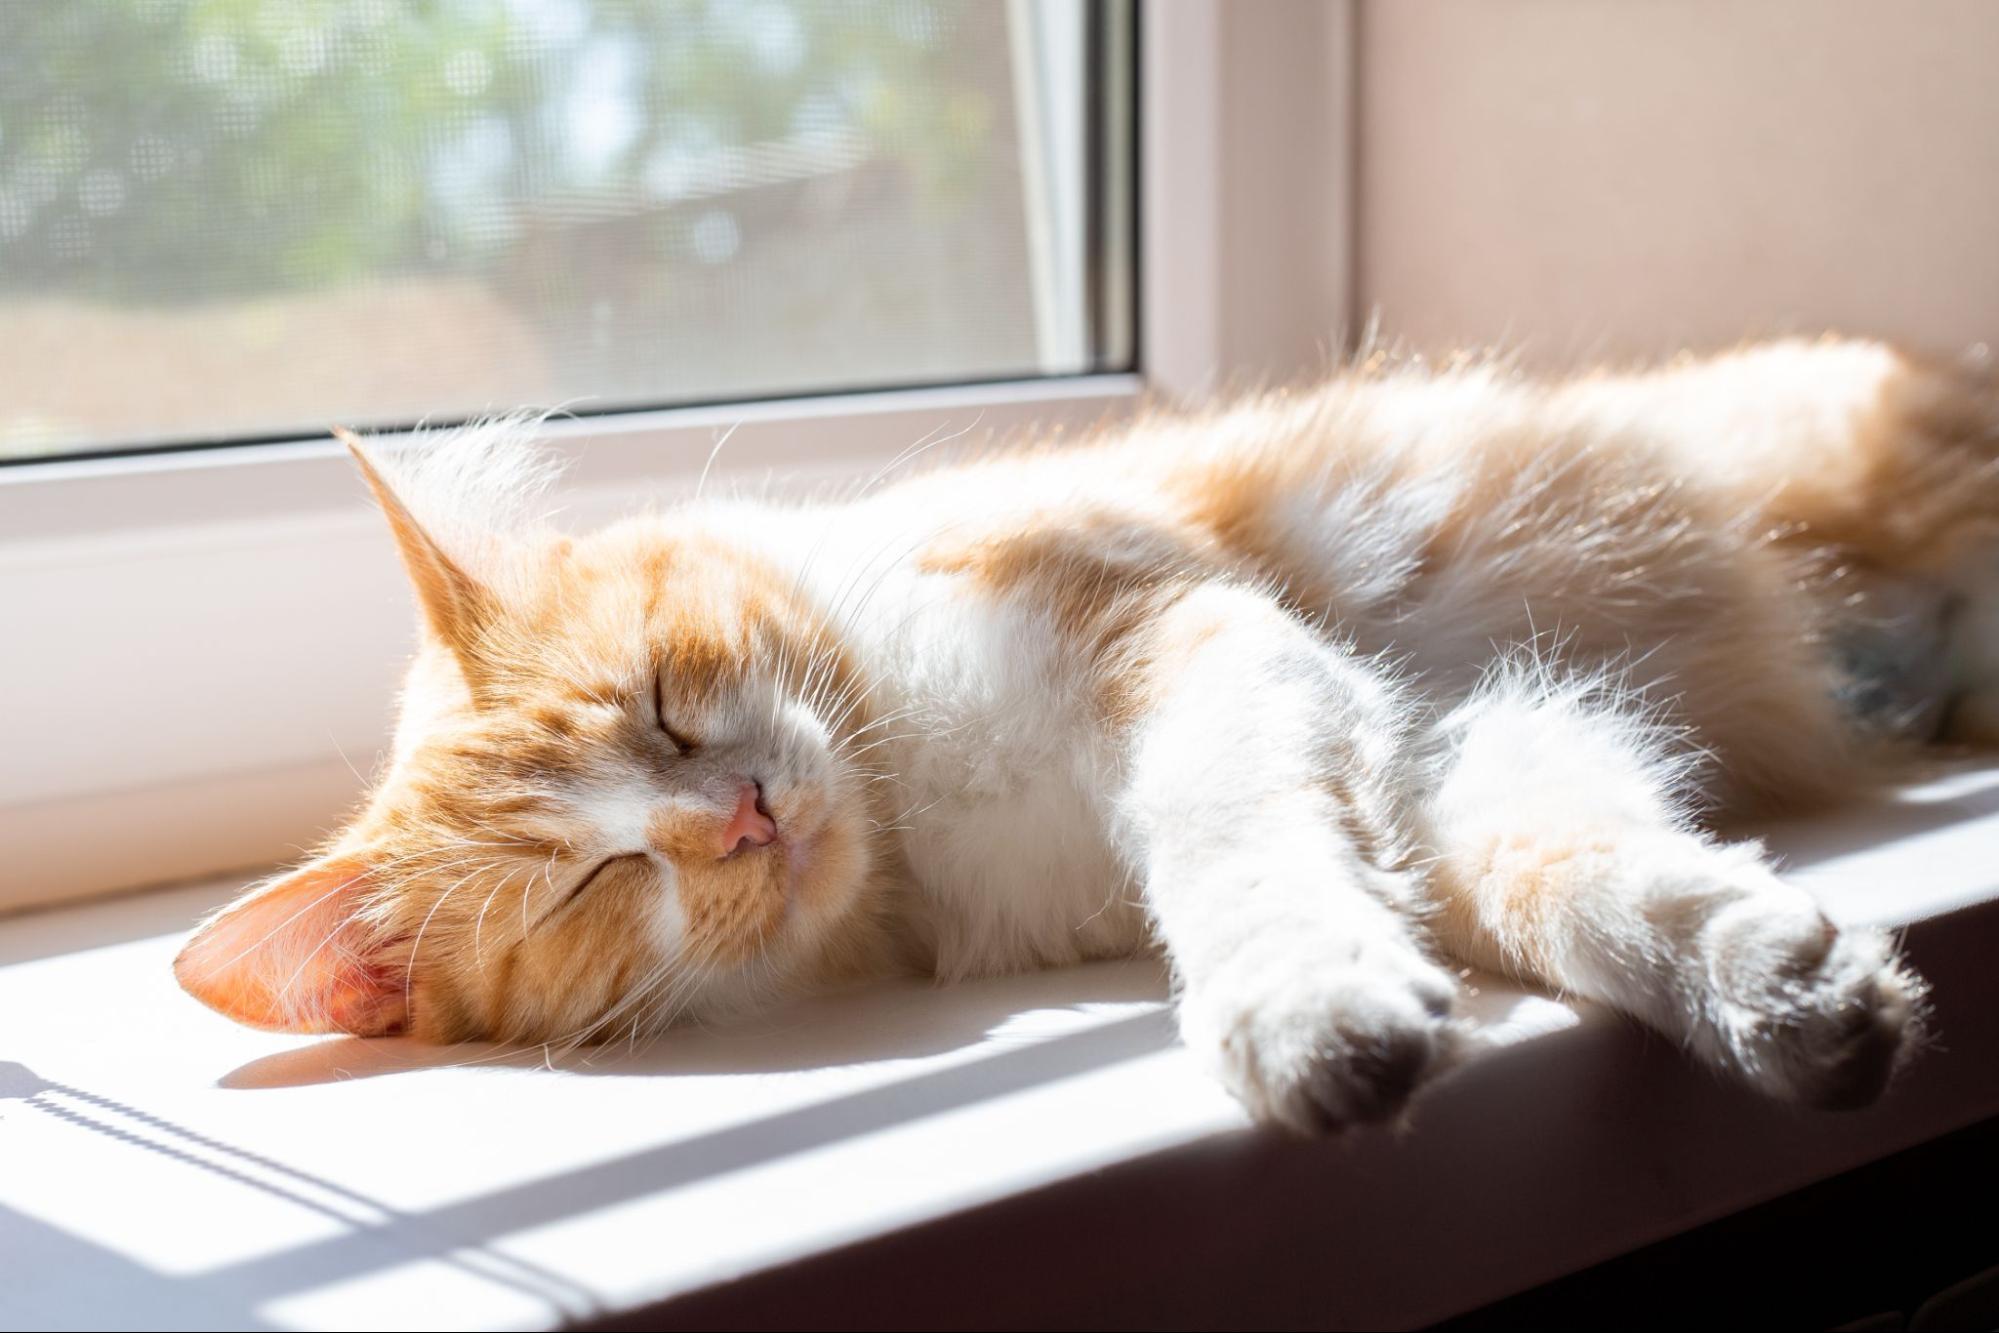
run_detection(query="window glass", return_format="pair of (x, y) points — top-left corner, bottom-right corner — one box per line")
(0, 0), (1132, 459)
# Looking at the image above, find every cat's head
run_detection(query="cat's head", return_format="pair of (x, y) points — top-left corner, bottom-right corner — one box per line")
(175, 422), (890, 1046)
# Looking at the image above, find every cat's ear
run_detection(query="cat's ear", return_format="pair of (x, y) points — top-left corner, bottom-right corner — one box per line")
(173, 855), (408, 1036)
(337, 427), (496, 690)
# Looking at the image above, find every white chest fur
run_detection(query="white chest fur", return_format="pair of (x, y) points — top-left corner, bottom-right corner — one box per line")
(856, 576), (1148, 980)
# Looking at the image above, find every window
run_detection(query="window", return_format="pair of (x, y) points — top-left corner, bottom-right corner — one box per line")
(1, 0), (1166, 914)
(0, 0), (1134, 461)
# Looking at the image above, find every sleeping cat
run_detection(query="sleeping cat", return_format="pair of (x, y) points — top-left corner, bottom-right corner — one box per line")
(176, 337), (1999, 1132)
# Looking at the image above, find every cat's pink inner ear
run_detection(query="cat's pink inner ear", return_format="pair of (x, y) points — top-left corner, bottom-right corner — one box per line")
(173, 857), (408, 1037)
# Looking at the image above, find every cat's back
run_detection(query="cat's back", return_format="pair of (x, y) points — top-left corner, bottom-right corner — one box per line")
(844, 351), (1845, 716)
(828, 362), (1679, 675)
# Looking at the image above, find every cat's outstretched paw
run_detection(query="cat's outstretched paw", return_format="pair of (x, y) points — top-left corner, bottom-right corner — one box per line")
(1181, 934), (1463, 1134)
(1701, 903), (1926, 1110)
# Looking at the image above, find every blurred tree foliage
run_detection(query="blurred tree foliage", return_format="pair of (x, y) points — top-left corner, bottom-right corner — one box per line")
(0, 0), (981, 304)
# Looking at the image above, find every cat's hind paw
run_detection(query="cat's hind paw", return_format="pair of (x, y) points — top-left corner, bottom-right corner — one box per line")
(1182, 933), (1465, 1134)
(1702, 906), (1927, 1110)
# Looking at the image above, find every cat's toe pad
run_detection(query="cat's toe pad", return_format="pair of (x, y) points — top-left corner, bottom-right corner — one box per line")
(1183, 938), (1463, 1134)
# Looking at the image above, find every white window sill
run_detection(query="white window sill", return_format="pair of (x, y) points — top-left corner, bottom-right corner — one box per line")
(5, 764), (1998, 1330)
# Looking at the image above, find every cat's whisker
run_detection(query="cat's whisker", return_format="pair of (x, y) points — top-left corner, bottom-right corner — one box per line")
(866, 412), (986, 495)
(692, 421), (742, 504)
(838, 727), (954, 763)
(836, 702), (927, 743)
(192, 840), (483, 981)
(471, 862), (537, 967)
(856, 418), (954, 495)
(554, 926), (730, 1054)
(524, 854), (557, 937)
(818, 672), (903, 740)
(396, 858), (506, 1016)
(257, 850), (502, 1030)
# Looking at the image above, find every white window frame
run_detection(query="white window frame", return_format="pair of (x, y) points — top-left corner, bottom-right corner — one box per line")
(0, 0), (1354, 912)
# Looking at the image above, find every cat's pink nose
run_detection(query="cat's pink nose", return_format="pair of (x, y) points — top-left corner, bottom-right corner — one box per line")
(720, 781), (777, 857)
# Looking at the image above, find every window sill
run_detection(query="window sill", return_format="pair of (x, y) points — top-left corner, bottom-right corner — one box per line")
(5, 764), (1997, 1330)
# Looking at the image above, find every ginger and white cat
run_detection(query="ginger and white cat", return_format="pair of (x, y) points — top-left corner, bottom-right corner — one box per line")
(177, 337), (1999, 1131)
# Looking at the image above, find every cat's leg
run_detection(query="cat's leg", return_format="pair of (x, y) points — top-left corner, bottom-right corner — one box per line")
(1113, 584), (1459, 1132)
(1422, 667), (1925, 1108)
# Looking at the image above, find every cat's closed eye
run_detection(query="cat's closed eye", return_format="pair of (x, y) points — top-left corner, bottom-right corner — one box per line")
(653, 673), (696, 753)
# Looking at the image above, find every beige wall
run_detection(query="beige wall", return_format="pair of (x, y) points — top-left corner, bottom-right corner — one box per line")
(1216, 0), (1352, 382)
(1355, 0), (1999, 367)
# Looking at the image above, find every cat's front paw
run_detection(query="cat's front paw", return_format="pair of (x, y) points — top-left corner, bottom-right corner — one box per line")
(1703, 905), (1926, 1110)
(1181, 934), (1464, 1134)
